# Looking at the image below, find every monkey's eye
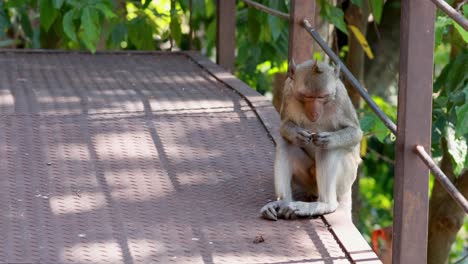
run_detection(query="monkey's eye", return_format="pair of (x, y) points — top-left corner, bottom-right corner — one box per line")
(295, 92), (310, 101)
(296, 91), (330, 102)
(316, 95), (330, 101)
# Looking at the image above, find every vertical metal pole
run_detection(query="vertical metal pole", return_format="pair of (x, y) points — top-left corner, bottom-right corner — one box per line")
(288, 0), (315, 64)
(393, 0), (436, 263)
(216, 0), (236, 72)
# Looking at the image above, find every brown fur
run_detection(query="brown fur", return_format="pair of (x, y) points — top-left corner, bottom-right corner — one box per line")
(261, 60), (362, 221)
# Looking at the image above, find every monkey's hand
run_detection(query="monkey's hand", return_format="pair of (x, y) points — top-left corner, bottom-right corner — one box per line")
(280, 121), (313, 147)
(311, 132), (332, 148)
(260, 200), (288, 221)
(294, 129), (313, 147)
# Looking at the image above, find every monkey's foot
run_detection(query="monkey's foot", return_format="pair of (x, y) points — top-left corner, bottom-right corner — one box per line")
(280, 201), (338, 218)
(260, 200), (289, 221)
(275, 201), (303, 219)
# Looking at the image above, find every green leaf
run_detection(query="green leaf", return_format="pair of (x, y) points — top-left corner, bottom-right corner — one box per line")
(19, 9), (33, 39)
(192, 0), (206, 17)
(359, 96), (396, 142)
(449, 90), (466, 106)
(0, 2), (10, 38)
(434, 16), (451, 47)
(247, 8), (261, 43)
(351, 0), (363, 8)
(39, 0), (59, 31)
(268, 15), (281, 41)
(446, 125), (467, 175)
(446, 52), (468, 92)
(142, 0), (152, 9)
(179, 0), (189, 11)
(65, 0), (81, 8)
(63, 10), (77, 42)
(53, 0), (64, 9)
(328, 6), (348, 34)
(360, 113), (377, 133)
(169, 1), (181, 46)
(370, 0), (384, 24)
(432, 112), (446, 153)
(81, 6), (100, 53)
(374, 119), (390, 142)
(107, 23), (127, 49)
(205, 18), (216, 56)
(434, 61), (450, 93)
(453, 22), (468, 43)
(95, 3), (116, 20)
(267, 0), (285, 41)
(373, 96), (397, 121)
(455, 103), (468, 137)
(360, 109), (392, 142)
(259, 22), (273, 42)
(170, 15), (182, 45)
(128, 17), (154, 50)
(318, 0), (348, 34)
(455, 89), (468, 137)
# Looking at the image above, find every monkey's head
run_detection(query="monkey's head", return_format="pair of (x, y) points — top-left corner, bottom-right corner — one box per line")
(287, 60), (339, 122)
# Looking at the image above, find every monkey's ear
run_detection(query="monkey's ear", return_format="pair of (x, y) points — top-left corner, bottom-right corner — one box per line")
(287, 59), (296, 80)
(312, 60), (323, 74)
(334, 63), (341, 78)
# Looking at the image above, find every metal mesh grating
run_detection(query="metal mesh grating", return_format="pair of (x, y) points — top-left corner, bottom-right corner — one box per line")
(0, 52), (351, 263)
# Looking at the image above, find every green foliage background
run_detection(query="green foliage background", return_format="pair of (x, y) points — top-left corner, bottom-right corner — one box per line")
(1, 0), (467, 261)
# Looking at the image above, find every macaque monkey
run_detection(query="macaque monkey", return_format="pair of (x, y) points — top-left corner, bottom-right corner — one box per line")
(261, 60), (362, 220)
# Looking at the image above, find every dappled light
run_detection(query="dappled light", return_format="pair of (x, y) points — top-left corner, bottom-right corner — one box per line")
(0, 52), (371, 263)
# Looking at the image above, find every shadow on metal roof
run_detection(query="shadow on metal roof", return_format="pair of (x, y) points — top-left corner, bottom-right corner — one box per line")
(0, 51), (380, 264)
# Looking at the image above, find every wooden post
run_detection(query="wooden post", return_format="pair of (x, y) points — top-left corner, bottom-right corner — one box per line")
(288, 0), (316, 64)
(216, 0), (236, 72)
(393, 0), (436, 263)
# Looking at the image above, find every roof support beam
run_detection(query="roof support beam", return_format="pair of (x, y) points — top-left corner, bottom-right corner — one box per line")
(288, 0), (316, 64)
(216, 0), (236, 72)
(392, 0), (436, 263)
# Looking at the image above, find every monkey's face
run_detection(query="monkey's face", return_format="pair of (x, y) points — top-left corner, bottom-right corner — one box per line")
(296, 91), (332, 122)
(288, 60), (338, 122)
(295, 71), (336, 122)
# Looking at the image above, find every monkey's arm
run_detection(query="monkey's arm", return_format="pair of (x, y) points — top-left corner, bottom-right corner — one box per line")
(280, 120), (312, 147)
(313, 125), (362, 149)
(313, 92), (362, 149)
(330, 125), (362, 148)
(280, 120), (299, 142)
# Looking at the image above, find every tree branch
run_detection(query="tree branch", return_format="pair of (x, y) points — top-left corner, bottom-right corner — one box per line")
(427, 139), (467, 264)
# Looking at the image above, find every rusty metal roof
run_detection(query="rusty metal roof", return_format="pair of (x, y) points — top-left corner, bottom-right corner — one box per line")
(0, 51), (380, 264)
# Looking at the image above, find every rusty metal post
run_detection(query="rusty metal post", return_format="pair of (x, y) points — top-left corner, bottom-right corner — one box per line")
(216, 0), (236, 72)
(288, 0), (315, 64)
(392, 0), (436, 263)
